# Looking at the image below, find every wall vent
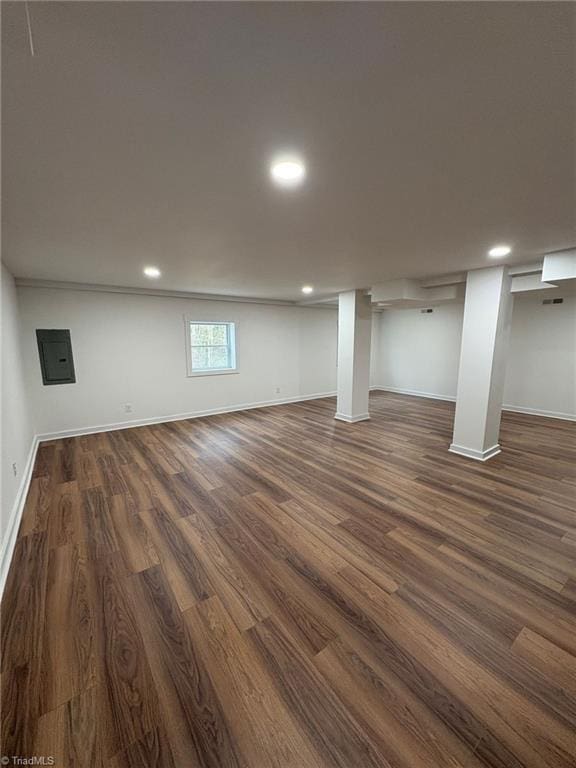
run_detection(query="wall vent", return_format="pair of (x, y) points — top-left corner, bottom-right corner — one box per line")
(420, 308), (434, 314)
(542, 298), (564, 305)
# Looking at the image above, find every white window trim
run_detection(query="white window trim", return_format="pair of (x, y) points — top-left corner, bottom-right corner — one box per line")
(184, 318), (239, 377)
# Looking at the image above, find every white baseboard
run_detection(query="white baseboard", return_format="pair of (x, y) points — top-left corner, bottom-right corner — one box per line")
(36, 390), (338, 443)
(449, 443), (501, 461)
(0, 435), (39, 599)
(500, 404), (576, 422)
(372, 386), (575, 421)
(334, 412), (370, 423)
(373, 386), (456, 403)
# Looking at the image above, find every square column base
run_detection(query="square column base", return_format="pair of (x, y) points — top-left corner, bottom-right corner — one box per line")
(334, 412), (370, 423)
(449, 443), (501, 461)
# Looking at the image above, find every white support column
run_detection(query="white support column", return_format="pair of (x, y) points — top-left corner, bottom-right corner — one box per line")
(335, 289), (372, 423)
(450, 266), (513, 461)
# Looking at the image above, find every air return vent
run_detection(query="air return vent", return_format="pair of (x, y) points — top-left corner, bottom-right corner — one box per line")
(542, 298), (564, 305)
(420, 308), (434, 314)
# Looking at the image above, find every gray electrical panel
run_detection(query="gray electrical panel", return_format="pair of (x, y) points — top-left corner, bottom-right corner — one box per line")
(36, 329), (76, 385)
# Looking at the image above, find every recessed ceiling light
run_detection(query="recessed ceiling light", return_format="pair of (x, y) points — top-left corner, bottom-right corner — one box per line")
(301, 285), (314, 294)
(488, 244), (512, 258)
(270, 156), (306, 188)
(143, 266), (161, 278)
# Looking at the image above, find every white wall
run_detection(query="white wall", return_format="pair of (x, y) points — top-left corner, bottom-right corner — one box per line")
(17, 287), (338, 436)
(374, 290), (576, 419)
(12, 281), (575, 446)
(1, 264), (35, 553)
(504, 290), (576, 417)
(376, 303), (464, 400)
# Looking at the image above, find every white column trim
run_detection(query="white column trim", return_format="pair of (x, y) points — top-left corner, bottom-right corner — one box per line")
(334, 412), (370, 423)
(449, 443), (501, 461)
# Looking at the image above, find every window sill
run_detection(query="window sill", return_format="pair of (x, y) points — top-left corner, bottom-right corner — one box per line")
(186, 368), (239, 378)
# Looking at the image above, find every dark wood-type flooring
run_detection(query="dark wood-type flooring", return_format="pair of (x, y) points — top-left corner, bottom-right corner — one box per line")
(2, 391), (576, 767)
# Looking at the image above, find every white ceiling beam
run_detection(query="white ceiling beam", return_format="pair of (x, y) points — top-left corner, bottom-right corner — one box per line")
(420, 273), (466, 288)
(419, 263), (543, 289)
(542, 250), (576, 282)
(296, 295), (339, 307)
(508, 262), (543, 276)
(511, 274), (557, 293)
(370, 279), (458, 305)
(14, 278), (300, 307)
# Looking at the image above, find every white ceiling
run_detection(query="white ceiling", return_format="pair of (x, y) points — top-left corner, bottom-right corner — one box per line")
(2, 1), (575, 301)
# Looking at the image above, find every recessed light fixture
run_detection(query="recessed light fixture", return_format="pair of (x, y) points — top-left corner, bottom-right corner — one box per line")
(301, 285), (314, 294)
(270, 156), (306, 188)
(143, 266), (161, 278)
(488, 244), (512, 258)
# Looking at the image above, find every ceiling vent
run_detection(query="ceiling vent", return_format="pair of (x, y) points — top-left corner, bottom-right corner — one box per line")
(542, 298), (564, 305)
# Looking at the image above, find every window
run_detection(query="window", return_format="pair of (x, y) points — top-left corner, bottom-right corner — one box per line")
(186, 320), (237, 376)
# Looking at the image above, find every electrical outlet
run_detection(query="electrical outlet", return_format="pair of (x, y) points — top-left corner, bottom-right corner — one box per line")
(12, 462), (18, 477)
(275, 387), (281, 395)
(123, 403), (133, 414)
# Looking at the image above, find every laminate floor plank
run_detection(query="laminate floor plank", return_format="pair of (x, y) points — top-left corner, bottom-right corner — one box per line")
(129, 565), (242, 768)
(89, 552), (161, 759)
(46, 480), (83, 549)
(110, 494), (160, 574)
(314, 637), (487, 768)
(34, 685), (113, 768)
(1, 531), (49, 758)
(2, 392), (575, 767)
(511, 627), (576, 697)
(140, 503), (214, 611)
(40, 542), (97, 714)
(184, 595), (324, 768)
(18, 476), (52, 537)
(247, 616), (391, 768)
(108, 725), (177, 768)
(177, 515), (268, 632)
(216, 520), (338, 656)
